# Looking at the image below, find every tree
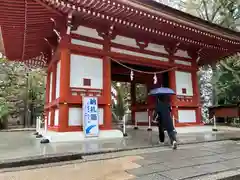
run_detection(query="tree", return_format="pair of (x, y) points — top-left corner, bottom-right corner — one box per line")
(198, 66), (213, 122)
(217, 55), (240, 104)
(0, 58), (26, 120)
(135, 83), (148, 104)
(180, 0), (240, 122)
(24, 68), (46, 125)
(112, 82), (129, 120)
(0, 57), (46, 128)
(181, 0), (240, 31)
(0, 97), (9, 128)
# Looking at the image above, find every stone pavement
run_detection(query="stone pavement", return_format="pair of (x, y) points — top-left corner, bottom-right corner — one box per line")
(127, 140), (240, 180)
(1, 140), (240, 179)
(0, 126), (240, 168)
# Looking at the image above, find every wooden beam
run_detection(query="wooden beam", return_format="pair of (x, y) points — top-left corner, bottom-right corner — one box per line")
(33, 0), (63, 16)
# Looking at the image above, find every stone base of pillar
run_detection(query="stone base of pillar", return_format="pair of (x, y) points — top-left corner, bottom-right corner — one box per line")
(37, 129), (123, 143)
(36, 134), (43, 138)
(40, 138), (50, 144)
(33, 132), (39, 135)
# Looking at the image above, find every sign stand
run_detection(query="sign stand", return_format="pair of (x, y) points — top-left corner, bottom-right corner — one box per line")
(123, 115), (128, 137)
(83, 97), (99, 137)
(36, 117), (39, 132)
(147, 109), (152, 131)
(34, 117), (40, 135)
(35, 116), (43, 138)
(44, 115), (47, 134)
(212, 115), (218, 132)
(134, 118), (138, 130)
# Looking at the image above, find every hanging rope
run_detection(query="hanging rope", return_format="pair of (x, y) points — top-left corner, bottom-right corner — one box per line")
(110, 58), (177, 75)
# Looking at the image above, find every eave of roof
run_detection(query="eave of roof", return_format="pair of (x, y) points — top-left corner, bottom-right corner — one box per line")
(128, 0), (240, 41)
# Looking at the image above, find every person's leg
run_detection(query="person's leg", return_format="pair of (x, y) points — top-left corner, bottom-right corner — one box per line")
(158, 123), (165, 143)
(167, 130), (177, 149)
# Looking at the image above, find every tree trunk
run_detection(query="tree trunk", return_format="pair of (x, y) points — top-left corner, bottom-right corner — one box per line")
(211, 63), (219, 105)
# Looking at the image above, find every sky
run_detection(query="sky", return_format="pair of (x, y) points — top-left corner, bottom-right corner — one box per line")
(154, 0), (180, 9)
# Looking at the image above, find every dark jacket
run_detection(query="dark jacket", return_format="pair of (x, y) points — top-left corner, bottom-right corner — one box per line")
(155, 101), (174, 132)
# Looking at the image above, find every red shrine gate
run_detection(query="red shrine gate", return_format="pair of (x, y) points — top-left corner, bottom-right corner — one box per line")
(1, 0), (240, 142)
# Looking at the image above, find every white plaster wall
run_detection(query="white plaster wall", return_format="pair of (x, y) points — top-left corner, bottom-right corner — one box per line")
(55, 61), (61, 99)
(68, 107), (104, 126)
(135, 112), (148, 123)
(112, 35), (138, 48)
(174, 49), (191, 58)
(111, 47), (169, 62)
(68, 107), (82, 126)
(54, 109), (59, 126)
(175, 71), (193, 96)
(71, 26), (102, 39)
(111, 35), (169, 55)
(174, 60), (191, 66)
(49, 72), (53, 102)
(48, 111), (51, 126)
(145, 43), (168, 54)
(71, 39), (103, 49)
(178, 110), (196, 123)
(70, 54), (103, 89)
(99, 108), (104, 125)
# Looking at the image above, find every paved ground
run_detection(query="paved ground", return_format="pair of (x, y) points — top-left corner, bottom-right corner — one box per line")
(0, 126), (240, 164)
(1, 140), (240, 180)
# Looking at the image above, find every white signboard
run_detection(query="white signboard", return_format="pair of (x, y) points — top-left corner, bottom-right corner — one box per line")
(82, 97), (99, 137)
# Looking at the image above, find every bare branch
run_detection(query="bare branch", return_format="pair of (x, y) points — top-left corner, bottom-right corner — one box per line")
(211, 4), (223, 22)
(202, 0), (211, 21)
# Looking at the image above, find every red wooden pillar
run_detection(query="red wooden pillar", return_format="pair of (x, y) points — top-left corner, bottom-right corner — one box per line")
(103, 56), (112, 129)
(45, 71), (50, 126)
(192, 70), (202, 124)
(58, 36), (71, 132)
(51, 64), (57, 102)
(51, 64), (57, 127)
(50, 108), (55, 127)
(102, 35), (112, 130)
(45, 71), (50, 104)
(168, 69), (178, 123)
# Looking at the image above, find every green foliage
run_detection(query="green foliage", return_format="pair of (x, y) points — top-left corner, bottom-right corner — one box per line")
(179, 0), (240, 123)
(217, 55), (240, 104)
(26, 69), (46, 117)
(0, 98), (9, 128)
(112, 83), (128, 120)
(136, 83), (148, 104)
(182, 0), (240, 106)
(181, 0), (240, 30)
(111, 82), (148, 120)
(0, 57), (46, 128)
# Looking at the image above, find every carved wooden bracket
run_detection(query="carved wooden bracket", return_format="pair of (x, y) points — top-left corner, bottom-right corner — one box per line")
(97, 24), (117, 40)
(44, 37), (58, 51)
(188, 51), (198, 60)
(70, 14), (80, 31)
(188, 48), (203, 59)
(66, 12), (73, 35)
(50, 18), (57, 28)
(164, 42), (180, 55)
(44, 34), (61, 60)
(136, 40), (149, 50)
